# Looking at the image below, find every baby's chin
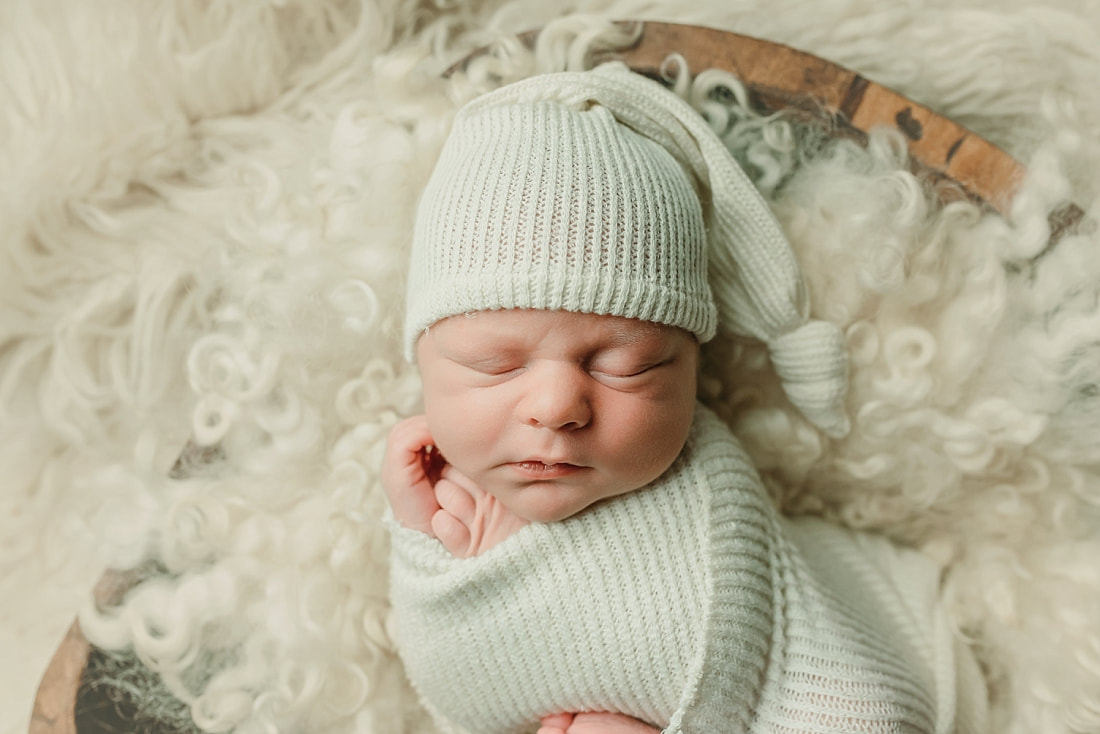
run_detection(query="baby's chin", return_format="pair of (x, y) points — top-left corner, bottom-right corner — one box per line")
(496, 481), (640, 524)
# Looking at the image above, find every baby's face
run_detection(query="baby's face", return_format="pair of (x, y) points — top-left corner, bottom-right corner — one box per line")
(417, 309), (698, 524)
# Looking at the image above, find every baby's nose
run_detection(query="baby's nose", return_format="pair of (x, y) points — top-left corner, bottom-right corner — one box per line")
(522, 367), (591, 431)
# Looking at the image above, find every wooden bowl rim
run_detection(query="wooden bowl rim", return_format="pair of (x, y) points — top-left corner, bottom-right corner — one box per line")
(448, 20), (1032, 216)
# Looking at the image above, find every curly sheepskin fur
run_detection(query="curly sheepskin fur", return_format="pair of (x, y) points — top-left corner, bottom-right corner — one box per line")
(5, 2), (1100, 734)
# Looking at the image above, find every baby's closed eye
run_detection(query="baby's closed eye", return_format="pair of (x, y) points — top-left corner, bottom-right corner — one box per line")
(444, 349), (526, 377)
(588, 359), (662, 379)
(463, 358), (524, 376)
(587, 346), (675, 380)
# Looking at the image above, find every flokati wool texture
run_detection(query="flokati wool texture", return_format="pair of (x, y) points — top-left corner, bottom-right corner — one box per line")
(4, 2), (1100, 734)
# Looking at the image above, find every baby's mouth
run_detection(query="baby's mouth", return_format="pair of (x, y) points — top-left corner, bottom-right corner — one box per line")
(510, 461), (585, 478)
(518, 460), (570, 471)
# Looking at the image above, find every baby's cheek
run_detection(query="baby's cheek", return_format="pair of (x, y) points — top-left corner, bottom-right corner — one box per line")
(425, 410), (489, 475)
(608, 420), (689, 488)
(424, 418), (463, 467)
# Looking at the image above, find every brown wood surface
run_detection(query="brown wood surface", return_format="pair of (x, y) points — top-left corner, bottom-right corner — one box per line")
(29, 563), (152, 732)
(29, 623), (84, 734)
(31, 20), (1067, 734)
(609, 22), (1027, 215)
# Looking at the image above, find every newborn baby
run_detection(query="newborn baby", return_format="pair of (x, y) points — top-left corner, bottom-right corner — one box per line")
(383, 64), (988, 734)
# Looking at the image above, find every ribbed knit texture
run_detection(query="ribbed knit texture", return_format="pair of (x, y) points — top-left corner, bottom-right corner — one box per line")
(389, 407), (984, 734)
(406, 101), (715, 346)
(404, 64), (850, 437)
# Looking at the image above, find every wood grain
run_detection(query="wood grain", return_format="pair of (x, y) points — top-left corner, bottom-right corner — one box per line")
(29, 623), (85, 734)
(611, 22), (1027, 214)
(29, 560), (158, 732)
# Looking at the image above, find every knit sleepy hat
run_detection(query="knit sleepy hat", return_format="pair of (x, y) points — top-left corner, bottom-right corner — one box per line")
(404, 62), (850, 437)
(406, 93), (715, 340)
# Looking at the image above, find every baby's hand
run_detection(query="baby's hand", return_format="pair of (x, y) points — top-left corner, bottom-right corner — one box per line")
(382, 417), (528, 557)
(431, 465), (528, 558)
(381, 415), (444, 536)
(537, 713), (660, 734)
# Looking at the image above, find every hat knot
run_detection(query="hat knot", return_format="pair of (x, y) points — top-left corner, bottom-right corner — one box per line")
(768, 320), (850, 438)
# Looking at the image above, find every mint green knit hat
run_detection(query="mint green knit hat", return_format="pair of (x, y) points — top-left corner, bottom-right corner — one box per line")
(406, 95), (715, 342)
(405, 63), (850, 437)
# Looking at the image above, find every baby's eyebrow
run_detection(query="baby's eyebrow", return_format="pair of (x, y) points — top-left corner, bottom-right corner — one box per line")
(444, 345), (520, 369)
(457, 351), (510, 364)
(606, 322), (665, 346)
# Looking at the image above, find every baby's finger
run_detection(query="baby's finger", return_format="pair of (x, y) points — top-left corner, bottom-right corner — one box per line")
(431, 509), (472, 558)
(570, 713), (661, 733)
(540, 714), (574, 728)
(439, 464), (482, 495)
(434, 478), (477, 527)
(389, 414), (432, 443)
(536, 713), (574, 734)
(384, 417), (435, 476)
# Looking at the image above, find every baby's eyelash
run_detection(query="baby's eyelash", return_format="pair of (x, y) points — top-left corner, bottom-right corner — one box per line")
(591, 361), (663, 378)
(462, 360), (522, 375)
(482, 365), (522, 376)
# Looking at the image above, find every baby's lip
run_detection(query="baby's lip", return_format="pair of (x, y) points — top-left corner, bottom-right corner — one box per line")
(522, 456), (578, 465)
(508, 460), (588, 479)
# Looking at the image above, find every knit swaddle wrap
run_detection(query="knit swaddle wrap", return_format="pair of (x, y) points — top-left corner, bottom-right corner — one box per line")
(389, 407), (950, 733)
(388, 425), (711, 733)
(405, 63), (849, 438)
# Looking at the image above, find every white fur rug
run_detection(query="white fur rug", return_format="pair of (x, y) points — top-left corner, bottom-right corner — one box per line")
(5, 1), (1100, 733)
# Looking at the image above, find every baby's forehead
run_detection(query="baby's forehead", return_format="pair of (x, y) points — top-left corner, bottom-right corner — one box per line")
(433, 309), (681, 347)
(601, 317), (668, 343)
